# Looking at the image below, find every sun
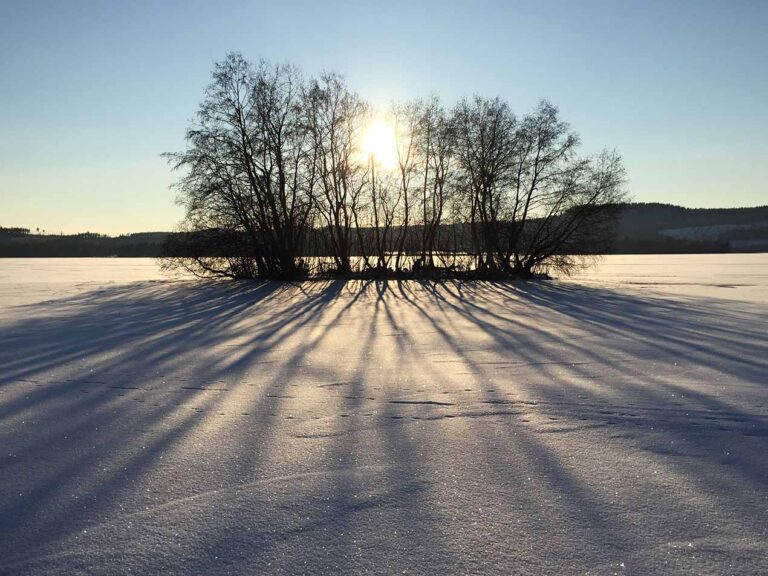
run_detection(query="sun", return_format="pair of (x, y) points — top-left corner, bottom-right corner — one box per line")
(362, 118), (397, 169)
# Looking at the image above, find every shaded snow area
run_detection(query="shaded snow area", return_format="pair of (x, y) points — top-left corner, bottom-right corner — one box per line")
(1, 256), (767, 575)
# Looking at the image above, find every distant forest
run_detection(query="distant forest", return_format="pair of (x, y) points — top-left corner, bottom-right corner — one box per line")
(2, 203), (767, 258)
(0, 230), (169, 258)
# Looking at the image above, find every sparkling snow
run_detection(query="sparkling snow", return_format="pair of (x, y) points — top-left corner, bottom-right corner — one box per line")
(1, 255), (766, 574)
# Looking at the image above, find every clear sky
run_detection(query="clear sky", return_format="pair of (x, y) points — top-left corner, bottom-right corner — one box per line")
(1, 0), (766, 234)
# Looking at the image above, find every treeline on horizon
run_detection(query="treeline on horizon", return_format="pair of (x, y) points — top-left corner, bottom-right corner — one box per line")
(0, 230), (169, 257)
(3, 203), (767, 259)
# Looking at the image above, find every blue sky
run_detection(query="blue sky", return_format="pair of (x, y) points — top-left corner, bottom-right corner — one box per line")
(1, 0), (766, 234)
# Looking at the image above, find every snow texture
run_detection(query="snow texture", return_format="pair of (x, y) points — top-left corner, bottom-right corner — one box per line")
(1, 255), (766, 575)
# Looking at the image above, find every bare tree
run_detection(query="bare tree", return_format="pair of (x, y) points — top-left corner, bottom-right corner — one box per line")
(513, 149), (626, 275)
(391, 102), (421, 273)
(416, 97), (456, 270)
(366, 153), (400, 273)
(453, 97), (518, 275)
(165, 53), (315, 279)
(502, 102), (626, 276)
(304, 73), (368, 274)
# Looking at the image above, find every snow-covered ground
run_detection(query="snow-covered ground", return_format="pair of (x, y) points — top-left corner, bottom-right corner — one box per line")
(1, 255), (766, 575)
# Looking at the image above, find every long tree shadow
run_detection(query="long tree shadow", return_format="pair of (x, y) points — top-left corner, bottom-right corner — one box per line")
(0, 279), (351, 564)
(1, 278), (766, 573)
(381, 279), (768, 569)
(411, 280), (768, 492)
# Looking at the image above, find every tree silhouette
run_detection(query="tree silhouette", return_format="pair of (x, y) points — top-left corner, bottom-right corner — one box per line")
(163, 53), (626, 280)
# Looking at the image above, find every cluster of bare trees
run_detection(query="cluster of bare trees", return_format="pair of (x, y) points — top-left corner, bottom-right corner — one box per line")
(164, 53), (626, 279)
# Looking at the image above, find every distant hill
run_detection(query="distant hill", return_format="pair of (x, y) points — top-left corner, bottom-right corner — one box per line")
(2, 203), (767, 257)
(0, 229), (172, 257)
(613, 203), (768, 253)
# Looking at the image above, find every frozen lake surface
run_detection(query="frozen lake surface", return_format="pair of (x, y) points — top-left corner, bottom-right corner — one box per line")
(1, 255), (766, 574)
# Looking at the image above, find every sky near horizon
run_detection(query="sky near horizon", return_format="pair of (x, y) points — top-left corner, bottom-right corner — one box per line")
(1, 0), (766, 235)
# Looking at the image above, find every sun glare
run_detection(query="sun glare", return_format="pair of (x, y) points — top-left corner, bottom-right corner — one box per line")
(362, 119), (397, 169)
